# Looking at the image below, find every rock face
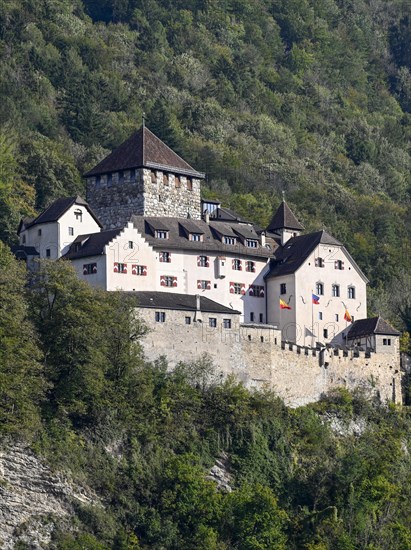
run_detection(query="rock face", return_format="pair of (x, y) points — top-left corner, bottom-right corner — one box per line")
(206, 453), (232, 492)
(0, 444), (97, 549)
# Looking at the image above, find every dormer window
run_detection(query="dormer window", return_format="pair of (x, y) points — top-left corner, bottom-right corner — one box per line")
(246, 239), (258, 248)
(74, 209), (82, 222)
(223, 236), (236, 245)
(156, 230), (168, 239)
(190, 233), (202, 242)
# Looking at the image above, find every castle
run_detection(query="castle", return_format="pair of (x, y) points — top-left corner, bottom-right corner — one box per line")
(15, 126), (402, 406)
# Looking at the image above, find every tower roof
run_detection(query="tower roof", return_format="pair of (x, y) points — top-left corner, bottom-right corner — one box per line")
(84, 126), (205, 178)
(266, 200), (304, 232)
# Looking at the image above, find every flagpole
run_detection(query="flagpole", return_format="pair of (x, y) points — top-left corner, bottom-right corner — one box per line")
(311, 289), (314, 348)
(279, 295), (282, 343)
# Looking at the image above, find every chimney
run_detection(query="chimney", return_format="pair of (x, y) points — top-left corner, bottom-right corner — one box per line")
(260, 231), (266, 247)
(204, 210), (210, 224)
(194, 294), (202, 322)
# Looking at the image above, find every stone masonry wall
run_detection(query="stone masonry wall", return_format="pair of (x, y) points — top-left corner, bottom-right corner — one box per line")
(139, 309), (402, 407)
(86, 169), (201, 229)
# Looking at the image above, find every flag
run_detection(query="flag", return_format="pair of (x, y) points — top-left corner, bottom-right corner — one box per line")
(280, 299), (291, 310)
(344, 309), (352, 322)
(312, 293), (320, 304)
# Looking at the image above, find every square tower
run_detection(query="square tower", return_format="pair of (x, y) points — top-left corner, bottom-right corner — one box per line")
(85, 126), (204, 229)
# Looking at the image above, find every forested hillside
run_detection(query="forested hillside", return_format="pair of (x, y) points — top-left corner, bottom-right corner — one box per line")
(1, 0), (411, 329)
(2, 244), (411, 549)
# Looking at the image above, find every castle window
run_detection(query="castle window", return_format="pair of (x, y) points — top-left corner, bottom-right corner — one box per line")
(46, 249), (51, 257)
(159, 251), (171, 263)
(129, 241), (134, 249)
(245, 261), (255, 272)
(332, 284), (340, 297)
(190, 233), (202, 242)
(155, 312), (166, 323)
(117, 263), (127, 274)
(22, 235), (26, 244)
(318, 312), (323, 320)
(119, 171), (124, 183)
(246, 239), (258, 248)
(223, 236), (236, 245)
(259, 313), (263, 323)
(335, 260), (344, 270)
(383, 338), (391, 346)
(162, 276), (175, 287)
(187, 178), (193, 191)
(232, 259), (242, 271)
(197, 255), (209, 267)
(209, 317), (217, 328)
(335, 314), (339, 322)
(163, 173), (169, 185)
(223, 319), (232, 329)
(185, 316), (191, 325)
(315, 257), (324, 267)
(250, 312), (255, 322)
(197, 280), (211, 290)
(230, 282), (245, 295)
(156, 230), (168, 239)
(280, 283), (287, 295)
(323, 329), (328, 338)
(151, 171), (157, 183)
(83, 263), (97, 275)
(38, 229), (42, 236)
(249, 285), (264, 297)
(175, 176), (180, 188)
(348, 286), (356, 299)
(69, 227), (74, 236)
(132, 265), (147, 276)
(316, 282), (324, 295)
(74, 209), (82, 222)
(107, 173), (112, 187)
(130, 170), (136, 183)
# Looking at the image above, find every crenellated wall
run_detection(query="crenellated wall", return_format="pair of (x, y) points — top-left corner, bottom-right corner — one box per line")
(138, 309), (402, 407)
(86, 169), (201, 229)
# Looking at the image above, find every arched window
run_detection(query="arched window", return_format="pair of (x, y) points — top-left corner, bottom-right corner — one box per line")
(348, 286), (356, 299)
(316, 282), (324, 295)
(332, 284), (340, 297)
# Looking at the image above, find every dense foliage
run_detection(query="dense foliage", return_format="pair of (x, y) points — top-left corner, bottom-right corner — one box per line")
(1, 247), (411, 549)
(1, 0), (411, 330)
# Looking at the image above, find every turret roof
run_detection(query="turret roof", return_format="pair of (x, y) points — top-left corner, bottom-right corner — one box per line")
(267, 200), (304, 232)
(84, 126), (205, 178)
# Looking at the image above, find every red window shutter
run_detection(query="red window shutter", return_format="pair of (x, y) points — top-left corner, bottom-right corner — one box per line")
(260, 287), (265, 297)
(205, 257), (209, 267)
(197, 280), (202, 289)
(92, 264), (97, 274)
(172, 277), (177, 287)
(142, 266), (147, 276)
(239, 261), (242, 271)
(132, 265), (137, 275)
(341, 261), (345, 270)
(241, 283), (246, 295)
(252, 263), (255, 273)
(159, 254), (163, 262)
(114, 262), (118, 273)
(206, 281), (211, 290)
(197, 256), (201, 266)
(249, 285), (254, 296)
(229, 282), (235, 294)
(168, 253), (171, 262)
(83, 266), (88, 275)
(232, 259), (235, 269)
(123, 264), (128, 274)
(160, 276), (165, 286)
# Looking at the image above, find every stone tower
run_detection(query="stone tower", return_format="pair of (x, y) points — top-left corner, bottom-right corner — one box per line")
(85, 126), (205, 229)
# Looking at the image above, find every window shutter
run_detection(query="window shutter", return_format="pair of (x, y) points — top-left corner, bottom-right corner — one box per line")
(132, 265), (137, 275)
(259, 287), (265, 297)
(114, 262), (118, 273)
(197, 280), (202, 289)
(142, 266), (147, 276)
(168, 253), (171, 262)
(172, 277), (177, 287)
(197, 256), (201, 266)
(206, 281), (211, 290)
(239, 261), (242, 271)
(205, 256), (210, 267)
(232, 259), (235, 269)
(92, 264), (97, 274)
(123, 264), (128, 274)
(334, 260), (338, 269)
(229, 282), (235, 294)
(83, 266), (88, 275)
(341, 261), (345, 270)
(159, 254), (163, 262)
(249, 285), (254, 296)
(241, 283), (246, 295)
(160, 276), (166, 286)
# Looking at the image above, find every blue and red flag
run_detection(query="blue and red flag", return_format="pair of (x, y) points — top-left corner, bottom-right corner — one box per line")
(312, 293), (320, 305)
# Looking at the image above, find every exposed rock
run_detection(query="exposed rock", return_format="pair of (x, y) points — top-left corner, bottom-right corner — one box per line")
(206, 452), (232, 492)
(0, 444), (99, 549)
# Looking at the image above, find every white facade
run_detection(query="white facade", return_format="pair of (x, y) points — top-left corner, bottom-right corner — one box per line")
(267, 242), (367, 345)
